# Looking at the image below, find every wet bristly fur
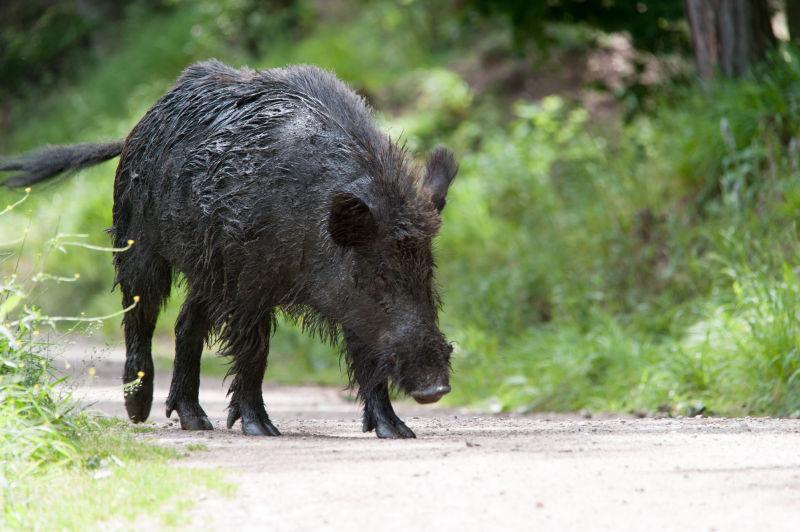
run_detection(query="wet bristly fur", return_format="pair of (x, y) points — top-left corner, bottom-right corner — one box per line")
(1, 59), (457, 436)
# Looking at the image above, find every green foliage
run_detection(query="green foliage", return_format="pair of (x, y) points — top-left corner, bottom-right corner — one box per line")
(440, 46), (800, 415)
(1, 215), (92, 481)
(461, 0), (688, 53)
(3, 0), (800, 420)
(1, 0), (121, 96)
(650, 49), (800, 203)
(1, 337), (81, 473)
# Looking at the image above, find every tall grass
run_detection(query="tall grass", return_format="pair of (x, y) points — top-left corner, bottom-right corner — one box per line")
(1, 192), (84, 485)
(0, 337), (82, 475)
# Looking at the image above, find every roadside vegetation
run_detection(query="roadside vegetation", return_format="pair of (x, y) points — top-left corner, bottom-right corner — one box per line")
(0, 198), (229, 529)
(2, 0), (800, 427)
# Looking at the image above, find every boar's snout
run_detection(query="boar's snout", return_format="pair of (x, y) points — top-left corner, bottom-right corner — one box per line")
(386, 325), (453, 403)
(410, 383), (451, 404)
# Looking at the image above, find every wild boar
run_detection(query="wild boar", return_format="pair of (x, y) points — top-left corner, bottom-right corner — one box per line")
(0, 60), (457, 438)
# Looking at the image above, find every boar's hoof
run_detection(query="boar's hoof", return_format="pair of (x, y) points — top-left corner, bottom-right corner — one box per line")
(227, 405), (281, 437)
(166, 401), (213, 430)
(241, 418), (282, 437)
(375, 421), (416, 439)
(182, 416), (214, 431)
(364, 416), (416, 439)
(124, 379), (153, 423)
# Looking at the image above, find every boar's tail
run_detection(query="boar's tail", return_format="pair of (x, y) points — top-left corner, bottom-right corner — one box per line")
(0, 140), (125, 188)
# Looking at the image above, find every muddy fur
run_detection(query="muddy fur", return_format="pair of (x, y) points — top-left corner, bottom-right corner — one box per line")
(1, 60), (457, 438)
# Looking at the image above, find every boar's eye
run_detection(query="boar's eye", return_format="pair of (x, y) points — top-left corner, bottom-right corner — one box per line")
(328, 192), (378, 247)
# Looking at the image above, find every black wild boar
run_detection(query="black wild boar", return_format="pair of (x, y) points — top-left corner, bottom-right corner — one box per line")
(0, 60), (458, 438)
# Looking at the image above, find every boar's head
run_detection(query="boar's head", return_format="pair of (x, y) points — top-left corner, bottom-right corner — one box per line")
(326, 145), (458, 404)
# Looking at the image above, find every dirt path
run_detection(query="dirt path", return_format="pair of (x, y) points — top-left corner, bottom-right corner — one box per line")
(62, 341), (800, 531)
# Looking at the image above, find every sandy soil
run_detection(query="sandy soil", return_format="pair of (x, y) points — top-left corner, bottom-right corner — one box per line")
(61, 341), (800, 532)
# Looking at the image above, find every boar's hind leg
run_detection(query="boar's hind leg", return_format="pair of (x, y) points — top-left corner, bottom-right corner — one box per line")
(225, 317), (280, 436)
(166, 294), (213, 430)
(120, 256), (172, 423)
(345, 329), (415, 439)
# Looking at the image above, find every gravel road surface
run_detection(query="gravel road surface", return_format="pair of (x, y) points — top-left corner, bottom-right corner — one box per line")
(63, 341), (800, 531)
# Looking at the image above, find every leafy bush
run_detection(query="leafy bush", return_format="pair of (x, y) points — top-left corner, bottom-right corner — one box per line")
(440, 46), (800, 415)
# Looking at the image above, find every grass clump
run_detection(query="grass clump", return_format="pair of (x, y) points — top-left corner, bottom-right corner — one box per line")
(0, 323), (230, 531)
(4, 416), (230, 531)
(0, 326), (229, 531)
(0, 337), (82, 474)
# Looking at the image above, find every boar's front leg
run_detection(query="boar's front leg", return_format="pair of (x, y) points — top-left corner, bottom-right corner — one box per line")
(344, 329), (415, 439)
(363, 382), (416, 439)
(225, 314), (280, 436)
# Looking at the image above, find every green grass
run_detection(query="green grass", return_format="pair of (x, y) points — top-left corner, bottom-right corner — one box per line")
(4, 418), (231, 531)
(0, 340), (232, 531)
(0, 332), (231, 530)
(4, 0), (800, 419)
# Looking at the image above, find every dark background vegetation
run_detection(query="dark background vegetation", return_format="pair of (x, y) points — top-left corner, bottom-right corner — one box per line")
(3, 0), (800, 418)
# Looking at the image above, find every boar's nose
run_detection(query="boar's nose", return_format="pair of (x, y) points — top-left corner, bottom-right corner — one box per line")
(411, 384), (451, 404)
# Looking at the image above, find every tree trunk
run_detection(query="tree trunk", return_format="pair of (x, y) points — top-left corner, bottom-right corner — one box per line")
(787, 0), (800, 44)
(684, 0), (776, 79)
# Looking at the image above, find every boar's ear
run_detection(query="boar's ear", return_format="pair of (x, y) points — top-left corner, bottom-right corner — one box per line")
(422, 146), (458, 212)
(328, 192), (378, 247)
